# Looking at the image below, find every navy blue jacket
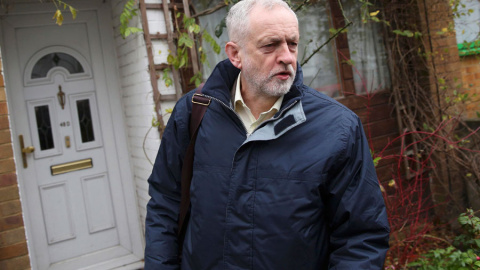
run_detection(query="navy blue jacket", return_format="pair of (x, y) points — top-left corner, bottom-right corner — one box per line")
(145, 59), (390, 269)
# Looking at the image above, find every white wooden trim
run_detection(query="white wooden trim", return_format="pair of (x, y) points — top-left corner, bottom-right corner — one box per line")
(68, 92), (104, 151)
(26, 98), (63, 158)
(96, 1), (145, 256)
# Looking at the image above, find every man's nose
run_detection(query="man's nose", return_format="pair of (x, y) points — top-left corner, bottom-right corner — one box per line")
(277, 43), (295, 65)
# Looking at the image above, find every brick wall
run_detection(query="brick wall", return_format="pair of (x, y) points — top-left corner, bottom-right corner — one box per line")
(419, 0), (463, 93)
(111, 0), (176, 230)
(460, 55), (480, 119)
(417, 0), (469, 217)
(0, 58), (31, 269)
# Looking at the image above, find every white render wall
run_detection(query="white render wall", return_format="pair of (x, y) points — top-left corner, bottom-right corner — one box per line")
(110, 0), (177, 232)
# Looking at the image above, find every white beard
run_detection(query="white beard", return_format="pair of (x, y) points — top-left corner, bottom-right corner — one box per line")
(242, 60), (296, 97)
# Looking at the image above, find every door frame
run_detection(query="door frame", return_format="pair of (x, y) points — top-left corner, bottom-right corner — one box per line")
(0, 1), (144, 268)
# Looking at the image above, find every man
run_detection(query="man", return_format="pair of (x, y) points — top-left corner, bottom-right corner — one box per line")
(145, 0), (390, 269)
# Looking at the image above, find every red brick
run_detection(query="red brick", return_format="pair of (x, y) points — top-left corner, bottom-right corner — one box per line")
(466, 66), (480, 74)
(0, 159), (15, 174)
(0, 242), (28, 260)
(0, 227), (26, 247)
(0, 185), (19, 203)
(0, 89), (5, 102)
(0, 130), (13, 144)
(0, 173), (16, 188)
(464, 74), (475, 82)
(0, 75), (4, 88)
(0, 144), (13, 160)
(0, 102), (7, 115)
(0, 200), (22, 217)
(0, 214), (23, 231)
(0, 115), (10, 130)
(0, 254), (30, 270)
(434, 37), (454, 48)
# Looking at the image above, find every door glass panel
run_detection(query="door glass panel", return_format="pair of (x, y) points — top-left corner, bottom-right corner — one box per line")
(35, 105), (55, 150)
(76, 99), (95, 143)
(31, 53), (84, 79)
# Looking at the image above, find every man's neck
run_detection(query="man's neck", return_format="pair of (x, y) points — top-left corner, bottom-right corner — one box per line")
(240, 82), (279, 120)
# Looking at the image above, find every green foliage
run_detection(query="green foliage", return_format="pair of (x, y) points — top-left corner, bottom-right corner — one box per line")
(329, 27), (348, 35)
(203, 30), (221, 55)
(189, 72), (203, 88)
(450, 0), (475, 19)
(443, 81), (471, 105)
(393, 29), (422, 39)
(52, 0), (77, 26)
(370, 149), (382, 167)
(120, 0), (143, 39)
(408, 209), (480, 270)
(151, 116), (161, 128)
(214, 17), (227, 38)
(161, 12), (221, 88)
(162, 68), (173, 88)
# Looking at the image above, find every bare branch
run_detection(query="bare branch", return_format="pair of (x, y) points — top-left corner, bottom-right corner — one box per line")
(301, 21), (352, 66)
(192, 2), (227, 18)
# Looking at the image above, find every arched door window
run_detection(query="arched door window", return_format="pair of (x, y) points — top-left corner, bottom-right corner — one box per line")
(31, 53), (84, 79)
(24, 46), (91, 86)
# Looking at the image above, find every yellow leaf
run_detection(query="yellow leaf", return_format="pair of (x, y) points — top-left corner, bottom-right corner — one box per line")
(52, 10), (60, 19)
(165, 108), (173, 113)
(370, 10), (380, 17)
(442, 27), (448, 32)
(388, 179), (396, 187)
(69, 6), (77, 20)
(53, 10), (64, 26)
(379, 184), (385, 193)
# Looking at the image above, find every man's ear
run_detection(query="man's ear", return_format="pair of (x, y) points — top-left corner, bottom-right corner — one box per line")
(225, 41), (242, 69)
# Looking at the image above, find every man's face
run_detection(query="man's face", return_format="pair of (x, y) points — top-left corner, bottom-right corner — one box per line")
(240, 5), (299, 97)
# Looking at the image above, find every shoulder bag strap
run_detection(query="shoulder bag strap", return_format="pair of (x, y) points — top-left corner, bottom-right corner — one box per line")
(178, 84), (211, 254)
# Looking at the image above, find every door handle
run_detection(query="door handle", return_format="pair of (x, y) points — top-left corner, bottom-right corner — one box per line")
(19, 135), (35, 168)
(22, 146), (35, 153)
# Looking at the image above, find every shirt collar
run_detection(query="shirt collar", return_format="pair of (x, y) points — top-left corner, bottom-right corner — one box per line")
(233, 72), (284, 113)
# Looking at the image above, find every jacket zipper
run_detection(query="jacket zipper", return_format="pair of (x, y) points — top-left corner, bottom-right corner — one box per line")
(200, 94), (247, 267)
(204, 95), (249, 135)
(200, 93), (299, 266)
(202, 94), (299, 136)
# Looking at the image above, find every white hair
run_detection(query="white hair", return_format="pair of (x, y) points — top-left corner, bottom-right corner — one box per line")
(226, 0), (298, 45)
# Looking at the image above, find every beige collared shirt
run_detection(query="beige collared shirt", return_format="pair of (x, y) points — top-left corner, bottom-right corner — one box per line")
(233, 73), (284, 134)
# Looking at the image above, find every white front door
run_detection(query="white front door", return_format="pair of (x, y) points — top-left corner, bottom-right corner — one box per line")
(1, 5), (143, 270)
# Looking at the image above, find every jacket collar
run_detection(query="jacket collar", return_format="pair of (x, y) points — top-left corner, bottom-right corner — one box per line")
(201, 59), (304, 110)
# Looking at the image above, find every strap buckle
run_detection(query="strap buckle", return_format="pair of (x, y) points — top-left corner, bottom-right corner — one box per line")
(192, 93), (211, 106)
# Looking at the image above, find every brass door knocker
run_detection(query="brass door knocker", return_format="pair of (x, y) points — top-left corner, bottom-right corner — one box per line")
(57, 85), (66, 110)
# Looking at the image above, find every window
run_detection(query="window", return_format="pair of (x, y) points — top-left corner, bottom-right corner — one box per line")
(76, 99), (95, 143)
(454, 0), (480, 56)
(34, 105), (55, 150)
(193, 0), (391, 98)
(31, 52), (84, 79)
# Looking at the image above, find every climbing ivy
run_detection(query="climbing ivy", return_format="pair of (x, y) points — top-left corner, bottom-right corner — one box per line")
(119, 0), (143, 38)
